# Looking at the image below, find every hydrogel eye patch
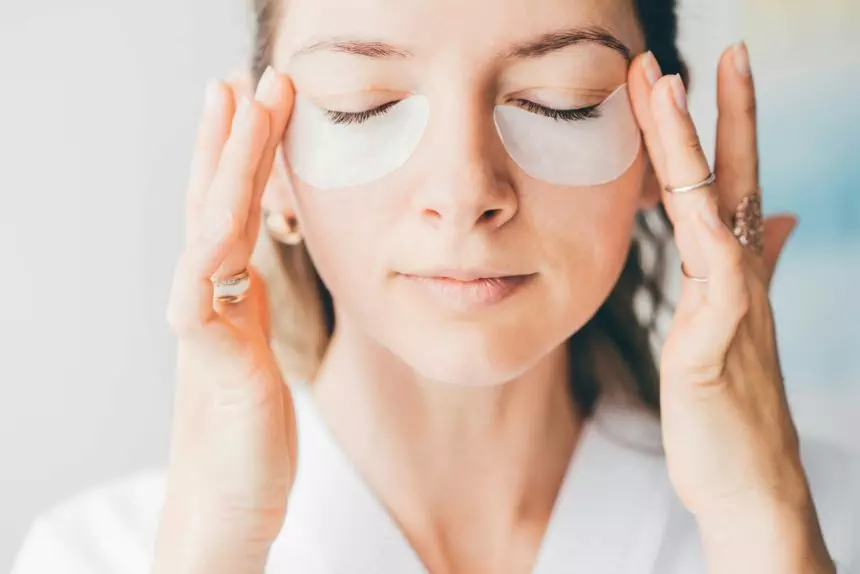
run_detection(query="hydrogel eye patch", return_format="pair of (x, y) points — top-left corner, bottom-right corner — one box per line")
(283, 94), (430, 190)
(493, 84), (641, 186)
(283, 84), (640, 190)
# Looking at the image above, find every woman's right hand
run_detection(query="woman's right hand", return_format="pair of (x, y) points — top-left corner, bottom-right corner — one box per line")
(152, 67), (296, 574)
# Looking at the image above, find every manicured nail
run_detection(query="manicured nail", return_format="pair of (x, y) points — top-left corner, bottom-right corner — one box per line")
(641, 51), (662, 86)
(670, 74), (687, 112)
(203, 209), (233, 241)
(204, 79), (223, 113)
(700, 203), (722, 231)
(733, 41), (751, 76)
(256, 66), (276, 98)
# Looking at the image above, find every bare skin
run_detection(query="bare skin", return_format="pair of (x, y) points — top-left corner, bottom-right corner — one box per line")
(153, 0), (835, 572)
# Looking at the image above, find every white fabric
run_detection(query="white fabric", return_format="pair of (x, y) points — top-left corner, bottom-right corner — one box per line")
(12, 382), (860, 573)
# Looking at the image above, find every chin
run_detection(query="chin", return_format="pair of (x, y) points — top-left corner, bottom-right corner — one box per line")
(381, 316), (566, 387)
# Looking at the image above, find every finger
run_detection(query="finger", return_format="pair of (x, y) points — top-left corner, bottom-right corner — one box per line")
(651, 73), (719, 281)
(245, 67), (295, 243)
(628, 52), (670, 207)
(715, 42), (760, 220)
(185, 80), (236, 245)
(761, 215), (798, 286)
(227, 68), (255, 99)
(204, 94), (271, 281)
(166, 225), (241, 337)
(687, 196), (750, 360)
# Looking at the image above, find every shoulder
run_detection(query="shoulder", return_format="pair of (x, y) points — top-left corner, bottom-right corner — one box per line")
(11, 468), (167, 574)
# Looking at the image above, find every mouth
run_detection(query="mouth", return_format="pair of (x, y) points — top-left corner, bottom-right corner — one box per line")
(396, 270), (536, 309)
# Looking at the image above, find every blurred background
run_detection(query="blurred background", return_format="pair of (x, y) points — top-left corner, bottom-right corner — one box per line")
(0, 0), (857, 569)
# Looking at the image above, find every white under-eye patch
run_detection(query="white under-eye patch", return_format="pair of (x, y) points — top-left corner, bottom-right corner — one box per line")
(493, 84), (641, 186)
(283, 84), (640, 190)
(283, 94), (430, 189)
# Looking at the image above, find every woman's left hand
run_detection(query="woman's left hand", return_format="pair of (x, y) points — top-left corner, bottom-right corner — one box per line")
(627, 43), (835, 574)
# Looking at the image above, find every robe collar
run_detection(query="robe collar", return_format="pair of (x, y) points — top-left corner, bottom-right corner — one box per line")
(268, 383), (675, 574)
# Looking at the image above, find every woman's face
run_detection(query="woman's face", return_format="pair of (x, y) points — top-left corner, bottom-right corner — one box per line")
(270, 0), (652, 386)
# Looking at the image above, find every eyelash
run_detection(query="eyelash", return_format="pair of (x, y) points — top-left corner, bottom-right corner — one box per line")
(323, 101), (399, 125)
(322, 100), (602, 125)
(511, 99), (602, 122)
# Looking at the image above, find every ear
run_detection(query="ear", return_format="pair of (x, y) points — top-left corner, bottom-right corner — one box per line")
(638, 156), (662, 210)
(260, 149), (305, 245)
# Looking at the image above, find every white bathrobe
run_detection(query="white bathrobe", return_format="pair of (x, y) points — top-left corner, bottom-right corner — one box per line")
(12, 381), (860, 573)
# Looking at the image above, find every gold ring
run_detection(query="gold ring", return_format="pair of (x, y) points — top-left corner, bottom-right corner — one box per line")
(680, 262), (708, 283)
(731, 191), (764, 255)
(665, 172), (716, 194)
(212, 268), (251, 304)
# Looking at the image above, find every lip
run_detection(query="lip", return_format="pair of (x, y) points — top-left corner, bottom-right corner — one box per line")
(407, 268), (515, 281)
(398, 271), (535, 310)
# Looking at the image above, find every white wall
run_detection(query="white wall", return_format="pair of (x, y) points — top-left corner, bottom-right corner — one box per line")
(0, 0), (251, 566)
(0, 0), (857, 570)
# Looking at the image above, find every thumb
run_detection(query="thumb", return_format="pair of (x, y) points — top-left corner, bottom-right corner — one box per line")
(762, 214), (798, 286)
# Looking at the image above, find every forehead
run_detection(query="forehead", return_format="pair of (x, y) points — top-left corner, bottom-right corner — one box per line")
(274, 0), (645, 64)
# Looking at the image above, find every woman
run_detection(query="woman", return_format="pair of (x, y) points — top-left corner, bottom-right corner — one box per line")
(12, 0), (859, 572)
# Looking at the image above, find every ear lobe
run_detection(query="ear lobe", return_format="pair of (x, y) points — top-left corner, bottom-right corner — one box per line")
(638, 158), (662, 210)
(261, 150), (303, 245)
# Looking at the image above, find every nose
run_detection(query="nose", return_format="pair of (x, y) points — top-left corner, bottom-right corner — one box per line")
(411, 101), (518, 233)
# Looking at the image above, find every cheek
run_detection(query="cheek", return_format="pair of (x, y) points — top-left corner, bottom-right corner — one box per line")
(534, 157), (643, 244)
(526, 154), (645, 313)
(290, 181), (388, 304)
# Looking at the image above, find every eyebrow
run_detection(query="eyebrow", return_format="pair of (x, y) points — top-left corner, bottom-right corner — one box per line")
(505, 26), (631, 62)
(291, 25), (630, 62)
(293, 37), (413, 59)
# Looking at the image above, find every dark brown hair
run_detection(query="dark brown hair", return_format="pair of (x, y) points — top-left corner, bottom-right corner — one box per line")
(248, 0), (684, 419)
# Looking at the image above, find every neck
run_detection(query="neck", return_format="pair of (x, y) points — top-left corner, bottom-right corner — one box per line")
(311, 316), (581, 569)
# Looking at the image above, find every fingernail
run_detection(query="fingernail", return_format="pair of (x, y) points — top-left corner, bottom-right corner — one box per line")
(203, 209), (233, 241)
(670, 74), (687, 112)
(700, 203), (722, 231)
(641, 51), (662, 86)
(256, 66), (276, 98)
(733, 41), (751, 76)
(204, 79), (223, 113)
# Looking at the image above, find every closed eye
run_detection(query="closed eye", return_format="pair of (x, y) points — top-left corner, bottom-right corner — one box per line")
(323, 99), (601, 125)
(323, 101), (400, 125)
(511, 100), (602, 122)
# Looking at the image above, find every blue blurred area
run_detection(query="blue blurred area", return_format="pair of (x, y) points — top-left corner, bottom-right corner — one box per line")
(758, 81), (859, 390)
(760, 86), (859, 241)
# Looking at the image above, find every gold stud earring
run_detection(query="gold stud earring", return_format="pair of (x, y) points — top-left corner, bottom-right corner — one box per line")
(264, 211), (303, 245)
